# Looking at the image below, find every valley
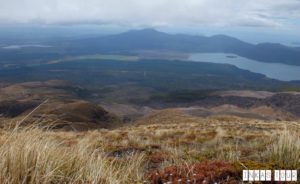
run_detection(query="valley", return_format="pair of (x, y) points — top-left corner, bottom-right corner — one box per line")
(0, 28), (299, 183)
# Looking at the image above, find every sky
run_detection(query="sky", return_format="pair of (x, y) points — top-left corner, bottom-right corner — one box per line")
(0, 0), (299, 44)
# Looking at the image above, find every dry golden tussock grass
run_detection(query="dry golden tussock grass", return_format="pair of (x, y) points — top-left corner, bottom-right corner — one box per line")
(266, 127), (300, 168)
(0, 112), (299, 183)
(0, 127), (145, 184)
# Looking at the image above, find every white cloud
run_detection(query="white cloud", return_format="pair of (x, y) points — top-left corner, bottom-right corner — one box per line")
(0, 0), (299, 27)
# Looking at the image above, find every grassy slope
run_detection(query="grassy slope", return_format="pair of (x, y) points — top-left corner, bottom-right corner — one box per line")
(0, 111), (299, 183)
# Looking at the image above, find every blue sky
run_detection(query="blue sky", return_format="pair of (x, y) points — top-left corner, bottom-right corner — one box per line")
(0, 0), (299, 44)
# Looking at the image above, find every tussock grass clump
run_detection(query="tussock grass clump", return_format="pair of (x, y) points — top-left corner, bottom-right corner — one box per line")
(266, 129), (300, 168)
(0, 127), (145, 184)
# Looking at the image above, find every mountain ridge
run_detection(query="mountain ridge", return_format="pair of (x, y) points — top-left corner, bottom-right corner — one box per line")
(66, 28), (300, 65)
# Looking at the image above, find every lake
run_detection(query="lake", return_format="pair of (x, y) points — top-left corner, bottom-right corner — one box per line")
(189, 53), (300, 81)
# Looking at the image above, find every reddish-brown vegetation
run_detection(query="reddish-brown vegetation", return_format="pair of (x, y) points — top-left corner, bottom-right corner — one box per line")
(145, 160), (241, 184)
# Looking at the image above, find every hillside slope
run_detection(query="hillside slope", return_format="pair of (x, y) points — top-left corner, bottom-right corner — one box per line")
(0, 80), (120, 130)
(0, 110), (299, 183)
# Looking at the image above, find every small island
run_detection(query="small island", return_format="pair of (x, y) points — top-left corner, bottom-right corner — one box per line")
(226, 55), (238, 59)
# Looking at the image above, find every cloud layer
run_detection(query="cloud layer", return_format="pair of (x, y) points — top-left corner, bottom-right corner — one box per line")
(0, 0), (299, 27)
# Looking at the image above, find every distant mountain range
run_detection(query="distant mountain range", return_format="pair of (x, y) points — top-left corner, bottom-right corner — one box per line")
(66, 28), (300, 66)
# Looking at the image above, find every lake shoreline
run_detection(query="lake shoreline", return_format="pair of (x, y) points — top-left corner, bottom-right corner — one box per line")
(189, 53), (300, 81)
